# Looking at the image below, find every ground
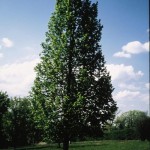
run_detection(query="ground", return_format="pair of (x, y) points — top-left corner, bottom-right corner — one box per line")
(3, 140), (150, 150)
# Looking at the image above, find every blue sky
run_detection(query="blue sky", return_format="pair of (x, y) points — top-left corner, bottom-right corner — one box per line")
(0, 0), (149, 114)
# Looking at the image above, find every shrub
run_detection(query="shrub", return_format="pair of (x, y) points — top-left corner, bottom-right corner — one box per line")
(137, 117), (150, 141)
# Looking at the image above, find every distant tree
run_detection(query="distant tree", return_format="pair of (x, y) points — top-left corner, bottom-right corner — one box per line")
(31, 0), (117, 150)
(0, 91), (10, 149)
(115, 110), (147, 129)
(10, 97), (35, 148)
(137, 117), (150, 141)
(110, 110), (148, 140)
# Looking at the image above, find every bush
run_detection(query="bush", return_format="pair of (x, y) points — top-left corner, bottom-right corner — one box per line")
(104, 128), (138, 140)
(137, 117), (150, 141)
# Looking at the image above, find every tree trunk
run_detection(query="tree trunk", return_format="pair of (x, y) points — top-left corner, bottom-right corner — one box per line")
(63, 137), (69, 150)
(58, 142), (61, 148)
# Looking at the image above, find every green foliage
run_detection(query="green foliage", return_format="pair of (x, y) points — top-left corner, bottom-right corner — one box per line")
(0, 83), (43, 149)
(0, 96), (42, 148)
(115, 110), (147, 129)
(137, 117), (150, 141)
(31, 0), (117, 149)
(104, 110), (149, 140)
(9, 97), (36, 147)
(104, 128), (139, 140)
(0, 91), (9, 116)
(0, 91), (10, 149)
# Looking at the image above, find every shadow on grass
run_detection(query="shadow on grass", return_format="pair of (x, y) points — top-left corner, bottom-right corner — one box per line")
(17, 143), (108, 150)
(8, 145), (57, 150)
(70, 142), (108, 148)
(8, 141), (110, 150)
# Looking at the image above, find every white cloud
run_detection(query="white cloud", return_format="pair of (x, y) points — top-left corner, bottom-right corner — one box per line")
(24, 46), (35, 51)
(107, 63), (148, 113)
(116, 97), (149, 113)
(142, 42), (149, 51)
(0, 57), (40, 97)
(113, 51), (131, 58)
(1, 38), (14, 48)
(145, 83), (149, 89)
(122, 41), (149, 54)
(118, 83), (141, 91)
(114, 41), (149, 58)
(106, 64), (144, 81)
(0, 53), (4, 58)
(114, 90), (149, 105)
(0, 44), (3, 58)
(114, 90), (140, 101)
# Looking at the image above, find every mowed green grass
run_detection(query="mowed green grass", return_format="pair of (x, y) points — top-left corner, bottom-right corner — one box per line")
(6, 140), (150, 150)
(67, 140), (150, 150)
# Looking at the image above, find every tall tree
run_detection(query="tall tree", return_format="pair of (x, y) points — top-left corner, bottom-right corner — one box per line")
(31, 0), (117, 150)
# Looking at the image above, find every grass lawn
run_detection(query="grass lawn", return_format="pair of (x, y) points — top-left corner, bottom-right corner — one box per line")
(6, 140), (150, 150)
(68, 140), (150, 150)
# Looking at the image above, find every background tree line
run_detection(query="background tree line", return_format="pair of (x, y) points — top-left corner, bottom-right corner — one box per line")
(104, 110), (150, 141)
(0, 91), (150, 149)
(0, 91), (43, 149)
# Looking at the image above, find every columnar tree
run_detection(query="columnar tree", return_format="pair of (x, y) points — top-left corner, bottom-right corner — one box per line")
(31, 0), (117, 150)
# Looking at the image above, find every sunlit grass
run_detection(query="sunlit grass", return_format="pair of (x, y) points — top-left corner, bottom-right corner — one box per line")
(5, 140), (150, 150)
